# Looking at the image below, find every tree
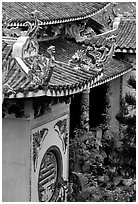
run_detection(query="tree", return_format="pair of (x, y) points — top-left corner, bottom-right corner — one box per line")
(68, 77), (136, 202)
(116, 75), (136, 178)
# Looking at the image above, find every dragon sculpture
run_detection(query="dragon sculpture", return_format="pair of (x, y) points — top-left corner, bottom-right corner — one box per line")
(65, 20), (96, 43)
(69, 35), (116, 71)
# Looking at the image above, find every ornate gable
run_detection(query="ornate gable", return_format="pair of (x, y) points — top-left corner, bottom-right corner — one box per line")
(12, 36), (39, 59)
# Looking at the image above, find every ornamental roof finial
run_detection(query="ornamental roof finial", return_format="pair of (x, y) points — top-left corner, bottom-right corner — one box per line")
(47, 46), (56, 62)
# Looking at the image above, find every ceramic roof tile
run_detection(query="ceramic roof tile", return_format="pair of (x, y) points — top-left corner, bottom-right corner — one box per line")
(2, 39), (103, 98)
(92, 2), (136, 28)
(2, 41), (13, 61)
(85, 19), (136, 53)
(2, 2), (109, 25)
(116, 19), (136, 51)
(39, 38), (133, 86)
(2, 37), (132, 99)
(39, 39), (84, 64)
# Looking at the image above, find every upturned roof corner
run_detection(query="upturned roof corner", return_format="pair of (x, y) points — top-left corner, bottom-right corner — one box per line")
(2, 2), (134, 101)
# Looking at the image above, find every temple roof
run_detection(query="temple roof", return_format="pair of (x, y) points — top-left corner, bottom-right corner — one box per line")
(39, 38), (133, 88)
(2, 37), (132, 99)
(115, 19), (136, 53)
(2, 2), (109, 26)
(92, 2), (136, 28)
(88, 19), (136, 53)
(92, 58), (132, 89)
(2, 38), (103, 99)
(90, 2), (136, 53)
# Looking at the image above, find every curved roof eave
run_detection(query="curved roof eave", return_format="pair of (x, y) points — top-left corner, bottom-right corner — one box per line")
(2, 2), (110, 26)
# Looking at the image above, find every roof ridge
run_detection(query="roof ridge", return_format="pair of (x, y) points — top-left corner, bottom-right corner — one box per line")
(3, 2), (110, 26)
(120, 17), (136, 22)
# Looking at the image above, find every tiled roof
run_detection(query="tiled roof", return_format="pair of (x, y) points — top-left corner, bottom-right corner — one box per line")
(2, 2), (109, 26)
(39, 39), (85, 64)
(2, 38), (103, 99)
(84, 19), (136, 53)
(92, 2), (136, 28)
(90, 2), (136, 53)
(115, 19), (136, 53)
(2, 41), (13, 61)
(2, 37), (132, 99)
(91, 59), (132, 89)
(39, 38), (133, 89)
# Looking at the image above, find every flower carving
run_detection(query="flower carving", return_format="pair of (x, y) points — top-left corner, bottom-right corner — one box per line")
(32, 128), (49, 171)
(54, 119), (68, 154)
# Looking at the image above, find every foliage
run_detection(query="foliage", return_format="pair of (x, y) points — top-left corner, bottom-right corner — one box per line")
(116, 75), (136, 178)
(68, 77), (136, 201)
(68, 184), (136, 202)
(68, 127), (136, 202)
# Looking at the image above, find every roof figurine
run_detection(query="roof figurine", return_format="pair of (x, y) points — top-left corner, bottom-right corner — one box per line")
(92, 2), (136, 53)
(2, 9), (104, 100)
(68, 34), (116, 71)
(2, 11), (57, 100)
(2, 2), (134, 100)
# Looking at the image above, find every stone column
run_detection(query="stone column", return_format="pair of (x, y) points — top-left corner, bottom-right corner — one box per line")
(80, 89), (90, 131)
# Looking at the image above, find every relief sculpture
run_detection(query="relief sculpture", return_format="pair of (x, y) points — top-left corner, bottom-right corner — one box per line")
(68, 35), (116, 71)
(32, 128), (49, 171)
(54, 119), (68, 154)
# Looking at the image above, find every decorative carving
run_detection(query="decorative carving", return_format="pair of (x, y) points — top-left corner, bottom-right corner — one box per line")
(2, 56), (16, 102)
(24, 39), (38, 55)
(2, 11), (26, 37)
(51, 24), (64, 37)
(80, 90), (90, 131)
(2, 10), (42, 38)
(2, 99), (26, 118)
(68, 49), (91, 71)
(27, 46), (55, 86)
(33, 97), (53, 118)
(38, 152), (58, 202)
(65, 21), (95, 42)
(99, 35), (116, 64)
(69, 35), (116, 71)
(32, 128), (49, 171)
(102, 9), (113, 29)
(2, 55), (16, 102)
(54, 119), (68, 154)
(47, 45), (56, 62)
(2, 11), (11, 36)
(24, 10), (42, 38)
(102, 3), (123, 30)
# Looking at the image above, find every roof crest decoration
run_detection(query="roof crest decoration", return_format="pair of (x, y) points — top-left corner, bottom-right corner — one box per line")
(2, 10), (56, 98)
(65, 20), (96, 43)
(26, 46), (55, 86)
(2, 57), (16, 102)
(11, 10), (42, 59)
(2, 9), (42, 38)
(68, 35), (116, 71)
(101, 2), (135, 30)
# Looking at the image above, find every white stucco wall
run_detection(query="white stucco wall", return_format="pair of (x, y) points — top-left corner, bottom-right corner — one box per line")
(2, 119), (31, 202)
(2, 101), (70, 202)
(30, 102), (70, 201)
